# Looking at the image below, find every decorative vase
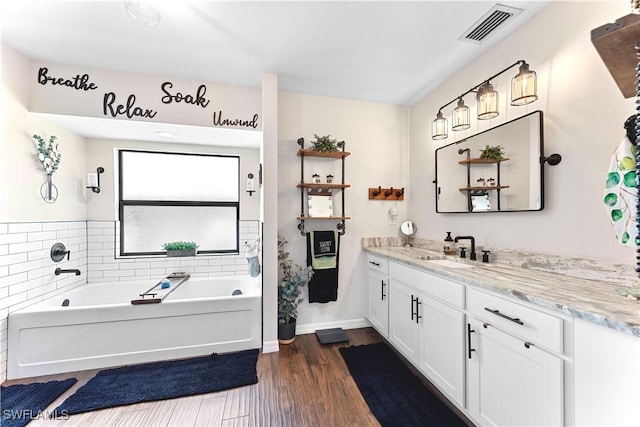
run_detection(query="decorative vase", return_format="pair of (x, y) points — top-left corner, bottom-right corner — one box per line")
(278, 318), (297, 344)
(40, 173), (58, 203)
(166, 249), (196, 257)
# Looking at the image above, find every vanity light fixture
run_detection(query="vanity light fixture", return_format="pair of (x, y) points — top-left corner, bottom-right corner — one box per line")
(477, 82), (499, 120)
(431, 59), (538, 140)
(431, 111), (448, 140)
(124, 1), (161, 26)
(452, 98), (471, 131)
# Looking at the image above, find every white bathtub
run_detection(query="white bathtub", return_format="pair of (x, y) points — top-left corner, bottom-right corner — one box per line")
(7, 276), (262, 379)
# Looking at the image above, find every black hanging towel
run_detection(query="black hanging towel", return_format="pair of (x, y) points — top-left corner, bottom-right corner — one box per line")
(307, 231), (339, 303)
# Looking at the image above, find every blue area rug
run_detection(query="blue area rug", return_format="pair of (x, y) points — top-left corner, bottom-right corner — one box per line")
(1, 378), (77, 427)
(55, 349), (259, 415)
(340, 343), (467, 427)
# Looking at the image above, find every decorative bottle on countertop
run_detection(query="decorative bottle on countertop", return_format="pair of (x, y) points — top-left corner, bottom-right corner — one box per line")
(444, 231), (456, 255)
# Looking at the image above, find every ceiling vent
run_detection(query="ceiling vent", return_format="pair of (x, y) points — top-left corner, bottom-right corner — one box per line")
(459, 4), (523, 44)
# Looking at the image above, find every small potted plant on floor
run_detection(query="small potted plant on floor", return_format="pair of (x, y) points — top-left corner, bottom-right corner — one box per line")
(278, 234), (314, 344)
(162, 241), (198, 257)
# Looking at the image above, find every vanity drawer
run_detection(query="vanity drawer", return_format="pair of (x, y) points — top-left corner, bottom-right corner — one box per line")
(390, 261), (465, 308)
(367, 254), (389, 275)
(468, 288), (563, 353)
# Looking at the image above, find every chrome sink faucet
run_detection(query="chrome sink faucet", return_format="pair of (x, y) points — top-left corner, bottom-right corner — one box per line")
(454, 235), (476, 261)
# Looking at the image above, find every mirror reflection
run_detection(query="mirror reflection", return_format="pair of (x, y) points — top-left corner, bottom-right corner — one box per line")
(435, 110), (543, 213)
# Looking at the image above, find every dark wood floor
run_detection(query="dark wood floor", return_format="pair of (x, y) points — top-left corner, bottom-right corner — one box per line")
(4, 327), (472, 426)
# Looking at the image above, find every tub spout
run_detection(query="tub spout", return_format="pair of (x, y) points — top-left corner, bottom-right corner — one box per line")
(55, 268), (81, 276)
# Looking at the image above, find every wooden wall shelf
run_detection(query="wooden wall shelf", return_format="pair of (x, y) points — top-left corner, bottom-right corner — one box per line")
(459, 186), (510, 192)
(297, 148), (351, 158)
(458, 157), (509, 165)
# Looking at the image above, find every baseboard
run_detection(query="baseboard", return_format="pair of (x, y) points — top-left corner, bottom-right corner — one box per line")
(262, 340), (280, 353)
(295, 318), (371, 335)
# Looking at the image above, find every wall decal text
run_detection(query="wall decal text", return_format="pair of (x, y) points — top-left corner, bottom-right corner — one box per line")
(103, 92), (158, 119)
(37, 67), (98, 91)
(160, 82), (210, 108)
(213, 112), (259, 129)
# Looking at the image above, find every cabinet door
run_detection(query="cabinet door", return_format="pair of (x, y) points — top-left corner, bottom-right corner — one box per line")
(418, 294), (465, 408)
(467, 318), (563, 426)
(388, 279), (420, 364)
(367, 270), (389, 337)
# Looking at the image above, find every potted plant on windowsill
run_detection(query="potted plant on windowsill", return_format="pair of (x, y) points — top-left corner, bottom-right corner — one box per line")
(278, 234), (314, 344)
(162, 241), (198, 257)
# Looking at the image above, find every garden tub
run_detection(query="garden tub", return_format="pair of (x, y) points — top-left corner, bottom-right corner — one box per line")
(7, 275), (261, 379)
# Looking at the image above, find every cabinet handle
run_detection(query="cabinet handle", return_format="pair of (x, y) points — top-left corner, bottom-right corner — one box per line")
(467, 324), (476, 359)
(524, 341), (534, 349)
(369, 261), (380, 267)
(410, 295), (415, 320)
(415, 298), (422, 324)
(484, 307), (524, 325)
(381, 280), (386, 301)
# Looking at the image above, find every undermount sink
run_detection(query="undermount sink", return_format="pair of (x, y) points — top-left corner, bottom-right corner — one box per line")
(426, 259), (475, 269)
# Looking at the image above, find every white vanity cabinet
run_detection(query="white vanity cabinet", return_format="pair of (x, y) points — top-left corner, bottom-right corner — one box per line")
(366, 254), (389, 337)
(388, 261), (466, 407)
(467, 288), (564, 426)
(388, 277), (421, 364)
(573, 318), (640, 427)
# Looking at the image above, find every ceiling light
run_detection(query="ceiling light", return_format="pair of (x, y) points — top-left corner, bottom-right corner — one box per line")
(155, 131), (175, 138)
(430, 60), (539, 140)
(125, 1), (161, 26)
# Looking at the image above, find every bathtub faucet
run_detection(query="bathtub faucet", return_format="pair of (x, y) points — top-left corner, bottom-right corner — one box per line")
(55, 268), (81, 276)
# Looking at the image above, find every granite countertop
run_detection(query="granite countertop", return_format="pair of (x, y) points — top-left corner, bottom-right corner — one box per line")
(365, 246), (640, 337)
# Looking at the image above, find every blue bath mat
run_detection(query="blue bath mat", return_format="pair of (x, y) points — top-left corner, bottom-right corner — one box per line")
(1, 378), (77, 427)
(340, 343), (467, 427)
(55, 349), (259, 415)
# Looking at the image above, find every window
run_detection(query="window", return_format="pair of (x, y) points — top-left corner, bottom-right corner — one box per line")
(118, 150), (240, 256)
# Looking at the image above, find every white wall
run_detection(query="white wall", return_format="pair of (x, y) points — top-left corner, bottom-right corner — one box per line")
(278, 91), (409, 330)
(410, 1), (635, 262)
(1, 44), (87, 223)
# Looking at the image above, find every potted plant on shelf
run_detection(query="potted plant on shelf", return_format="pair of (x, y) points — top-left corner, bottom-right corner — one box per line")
(479, 144), (505, 161)
(278, 234), (314, 344)
(162, 241), (198, 257)
(310, 134), (339, 153)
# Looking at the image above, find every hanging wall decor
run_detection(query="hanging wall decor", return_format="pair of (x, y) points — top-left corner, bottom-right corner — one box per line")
(33, 134), (62, 203)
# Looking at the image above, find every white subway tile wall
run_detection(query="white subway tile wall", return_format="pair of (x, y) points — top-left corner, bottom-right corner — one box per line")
(0, 219), (260, 382)
(0, 221), (87, 382)
(88, 220), (260, 281)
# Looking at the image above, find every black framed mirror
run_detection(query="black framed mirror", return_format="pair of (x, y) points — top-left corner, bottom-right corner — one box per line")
(435, 110), (544, 213)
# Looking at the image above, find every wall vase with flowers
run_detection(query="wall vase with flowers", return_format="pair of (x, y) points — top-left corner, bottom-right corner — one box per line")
(33, 134), (62, 203)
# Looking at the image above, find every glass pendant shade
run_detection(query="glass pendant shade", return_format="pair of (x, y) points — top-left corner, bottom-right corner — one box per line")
(432, 111), (448, 140)
(477, 82), (499, 120)
(452, 98), (470, 131)
(511, 62), (538, 106)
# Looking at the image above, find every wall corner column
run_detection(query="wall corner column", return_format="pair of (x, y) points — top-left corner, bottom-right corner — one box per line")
(261, 72), (279, 352)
